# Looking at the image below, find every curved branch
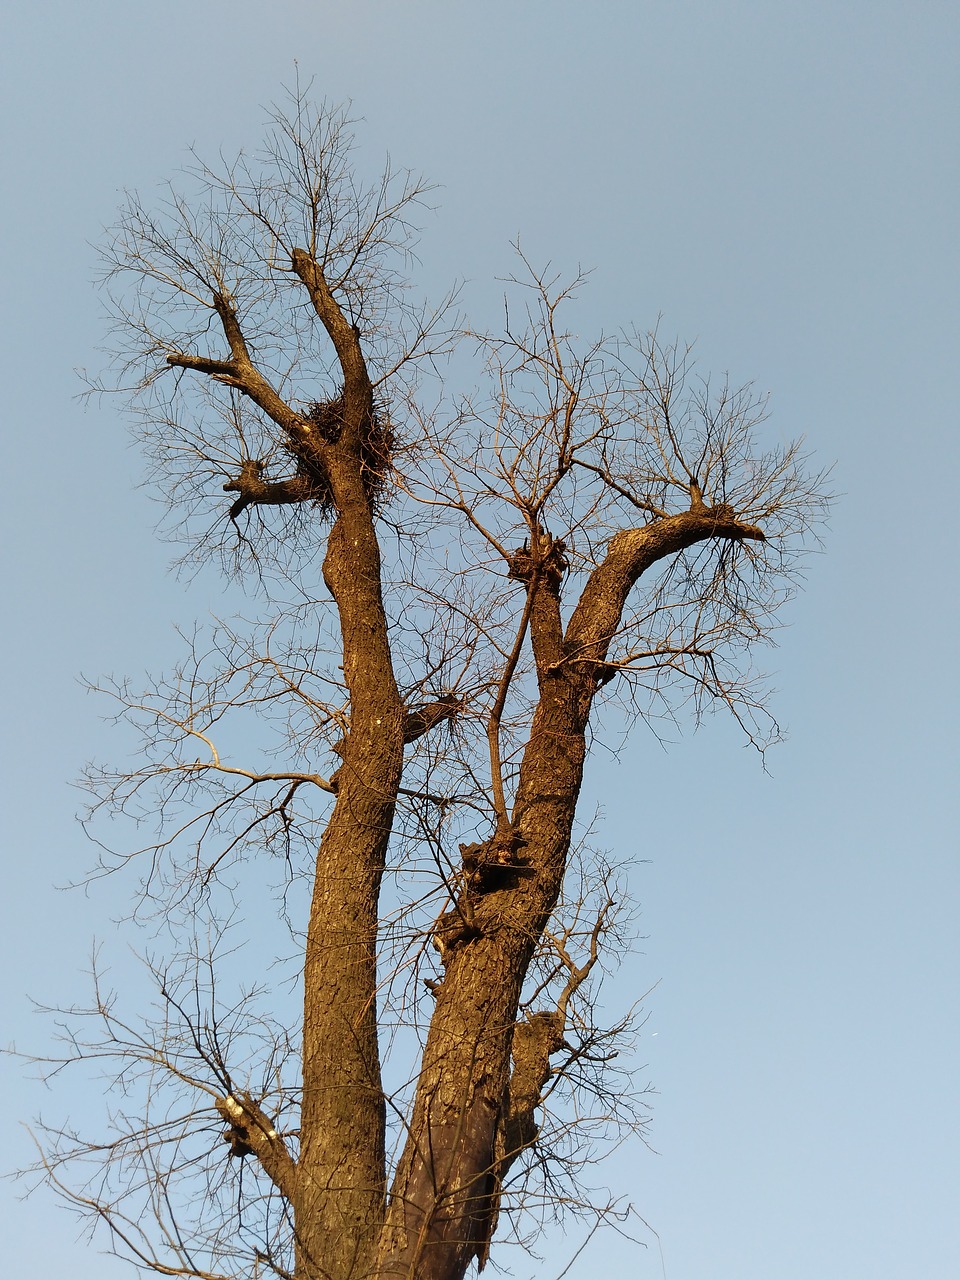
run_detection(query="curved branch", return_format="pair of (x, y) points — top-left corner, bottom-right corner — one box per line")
(566, 503), (766, 661)
(222, 460), (315, 519)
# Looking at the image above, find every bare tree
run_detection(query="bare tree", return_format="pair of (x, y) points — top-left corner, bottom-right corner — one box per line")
(28, 92), (828, 1280)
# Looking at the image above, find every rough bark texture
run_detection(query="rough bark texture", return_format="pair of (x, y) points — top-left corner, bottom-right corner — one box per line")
(371, 514), (764, 1279)
(181, 248), (408, 1279)
(288, 250), (404, 1279)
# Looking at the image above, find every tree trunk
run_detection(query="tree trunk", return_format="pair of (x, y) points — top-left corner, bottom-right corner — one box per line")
(372, 508), (766, 1279)
(294, 276), (406, 1277)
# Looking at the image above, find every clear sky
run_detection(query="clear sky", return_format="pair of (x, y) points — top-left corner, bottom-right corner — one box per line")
(2, 2), (957, 1277)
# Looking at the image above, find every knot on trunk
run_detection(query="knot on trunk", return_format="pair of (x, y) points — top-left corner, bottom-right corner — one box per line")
(461, 829), (531, 894)
(432, 906), (482, 964)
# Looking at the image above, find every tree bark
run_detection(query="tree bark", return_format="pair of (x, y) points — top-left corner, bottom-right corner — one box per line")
(287, 250), (406, 1280)
(373, 507), (764, 1279)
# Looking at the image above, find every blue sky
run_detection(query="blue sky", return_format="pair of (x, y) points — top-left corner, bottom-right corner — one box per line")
(2, 2), (957, 1277)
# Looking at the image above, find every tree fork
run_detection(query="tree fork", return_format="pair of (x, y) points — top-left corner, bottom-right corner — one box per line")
(373, 501), (767, 1278)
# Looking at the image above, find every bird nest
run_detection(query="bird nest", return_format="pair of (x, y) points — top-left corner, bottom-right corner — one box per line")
(292, 394), (396, 516)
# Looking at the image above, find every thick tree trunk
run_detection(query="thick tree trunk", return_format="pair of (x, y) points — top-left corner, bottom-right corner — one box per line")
(372, 508), (766, 1279)
(374, 567), (593, 1278)
(292, 248), (406, 1279)
(295, 500), (405, 1280)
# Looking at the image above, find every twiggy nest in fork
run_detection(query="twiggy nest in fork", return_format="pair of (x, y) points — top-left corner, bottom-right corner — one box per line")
(291, 394), (396, 516)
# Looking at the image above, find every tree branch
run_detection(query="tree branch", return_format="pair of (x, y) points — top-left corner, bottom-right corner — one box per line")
(222, 459), (315, 518)
(216, 1092), (298, 1202)
(566, 504), (766, 662)
(290, 248), (372, 408)
(167, 292), (307, 440)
